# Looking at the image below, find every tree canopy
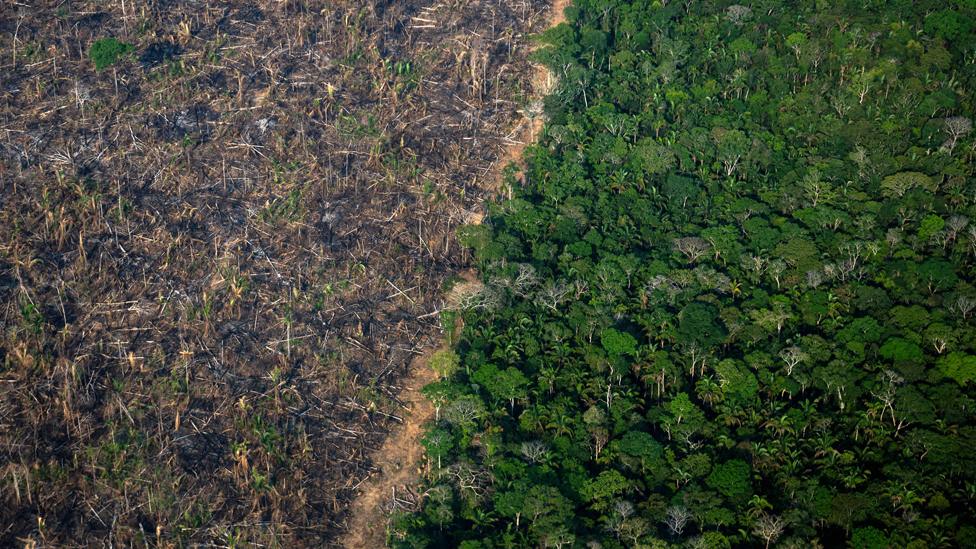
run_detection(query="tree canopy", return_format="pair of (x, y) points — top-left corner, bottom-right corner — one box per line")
(392, 0), (976, 546)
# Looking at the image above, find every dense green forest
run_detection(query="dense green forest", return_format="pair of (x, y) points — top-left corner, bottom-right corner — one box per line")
(392, 0), (976, 547)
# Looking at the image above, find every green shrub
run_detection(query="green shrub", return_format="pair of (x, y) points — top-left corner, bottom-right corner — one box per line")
(90, 38), (134, 70)
(706, 459), (753, 504)
(851, 526), (889, 549)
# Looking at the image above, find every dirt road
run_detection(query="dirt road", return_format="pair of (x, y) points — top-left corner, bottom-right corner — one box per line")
(340, 1), (570, 547)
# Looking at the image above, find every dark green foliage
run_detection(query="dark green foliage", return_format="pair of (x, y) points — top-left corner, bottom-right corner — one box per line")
(89, 38), (134, 70)
(851, 526), (889, 549)
(706, 460), (752, 505)
(677, 302), (725, 347)
(600, 328), (637, 357)
(393, 0), (976, 546)
(924, 9), (974, 41)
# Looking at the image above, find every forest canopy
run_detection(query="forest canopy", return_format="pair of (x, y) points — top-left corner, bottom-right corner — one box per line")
(394, 0), (976, 547)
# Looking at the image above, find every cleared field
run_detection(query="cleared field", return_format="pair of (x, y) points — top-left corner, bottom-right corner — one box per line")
(0, 1), (550, 546)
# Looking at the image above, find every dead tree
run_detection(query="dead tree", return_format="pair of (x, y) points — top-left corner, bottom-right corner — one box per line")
(753, 514), (786, 549)
(674, 237), (711, 263)
(944, 116), (972, 154)
(664, 505), (692, 535)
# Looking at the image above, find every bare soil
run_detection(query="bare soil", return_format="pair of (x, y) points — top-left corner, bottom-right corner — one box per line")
(341, 1), (570, 547)
(341, 352), (440, 549)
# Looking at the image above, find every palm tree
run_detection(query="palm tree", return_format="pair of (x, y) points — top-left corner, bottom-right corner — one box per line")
(538, 365), (559, 396)
(545, 413), (574, 437)
(747, 495), (773, 518)
(695, 376), (723, 407)
(841, 467), (869, 489)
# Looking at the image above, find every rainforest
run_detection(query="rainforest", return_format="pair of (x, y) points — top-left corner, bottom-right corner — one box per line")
(392, 1), (976, 547)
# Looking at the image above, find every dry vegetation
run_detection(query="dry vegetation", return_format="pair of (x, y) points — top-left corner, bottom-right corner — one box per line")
(0, 0), (550, 546)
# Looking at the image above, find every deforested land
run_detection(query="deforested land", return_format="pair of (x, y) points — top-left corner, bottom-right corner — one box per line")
(0, 1), (554, 546)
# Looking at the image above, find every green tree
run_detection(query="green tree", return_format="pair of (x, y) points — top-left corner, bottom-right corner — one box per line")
(678, 302), (726, 347)
(937, 352), (976, 386)
(601, 328), (638, 357)
(707, 459), (753, 505)
(473, 364), (529, 411)
(660, 392), (705, 441)
(430, 349), (460, 379)
(582, 470), (630, 512)
(851, 526), (889, 549)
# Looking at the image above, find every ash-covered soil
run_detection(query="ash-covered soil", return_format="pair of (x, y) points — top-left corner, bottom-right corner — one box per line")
(0, 1), (550, 545)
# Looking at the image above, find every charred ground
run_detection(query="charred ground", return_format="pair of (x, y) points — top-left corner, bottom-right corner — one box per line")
(0, 1), (549, 546)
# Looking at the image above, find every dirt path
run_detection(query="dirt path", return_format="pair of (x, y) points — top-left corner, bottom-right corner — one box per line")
(341, 2), (570, 547)
(491, 0), (571, 188)
(340, 352), (440, 549)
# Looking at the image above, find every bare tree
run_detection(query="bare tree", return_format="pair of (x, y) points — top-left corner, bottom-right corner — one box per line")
(604, 500), (633, 539)
(534, 280), (572, 311)
(934, 215), (971, 251)
(951, 295), (976, 320)
(694, 267), (731, 294)
(831, 92), (853, 118)
(767, 259), (787, 289)
(503, 263), (539, 297)
(618, 517), (650, 546)
(873, 370), (904, 426)
(751, 303), (792, 335)
(943, 116), (972, 154)
(753, 514), (786, 549)
(664, 505), (692, 535)
(851, 68), (873, 104)
(541, 528), (575, 549)
(615, 500), (635, 519)
(647, 274), (682, 304)
(520, 440), (548, 464)
(726, 5), (753, 25)
(802, 169), (832, 207)
(849, 145), (872, 178)
(930, 335), (949, 355)
(448, 462), (491, 498)
(779, 346), (808, 376)
(946, 215), (970, 242)
(806, 269), (824, 289)
(573, 278), (589, 300)
(674, 237), (711, 263)
(591, 427), (609, 460)
(682, 341), (709, 378)
(743, 253), (769, 282)
(839, 241), (874, 279)
(886, 228), (903, 250)
(454, 285), (501, 312)
(444, 396), (485, 427)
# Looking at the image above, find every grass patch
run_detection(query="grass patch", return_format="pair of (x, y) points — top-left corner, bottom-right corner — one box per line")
(90, 38), (134, 70)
